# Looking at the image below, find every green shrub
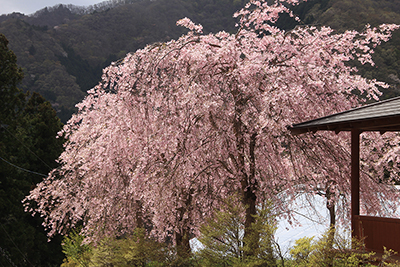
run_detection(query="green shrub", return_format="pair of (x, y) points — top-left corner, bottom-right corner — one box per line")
(289, 236), (314, 266)
(61, 228), (92, 267)
(196, 198), (277, 267)
(61, 228), (170, 267)
(287, 229), (385, 267)
(90, 228), (169, 267)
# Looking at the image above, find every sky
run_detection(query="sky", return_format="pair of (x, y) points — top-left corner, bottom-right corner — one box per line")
(0, 0), (102, 15)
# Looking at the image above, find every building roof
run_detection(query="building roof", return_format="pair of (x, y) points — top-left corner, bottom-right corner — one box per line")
(289, 96), (400, 134)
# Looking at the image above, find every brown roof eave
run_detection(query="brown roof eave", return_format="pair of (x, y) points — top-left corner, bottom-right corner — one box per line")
(288, 115), (400, 135)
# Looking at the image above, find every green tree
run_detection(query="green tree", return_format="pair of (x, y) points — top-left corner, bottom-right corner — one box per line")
(0, 33), (64, 266)
(90, 228), (169, 267)
(197, 197), (277, 267)
(61, 228), (92, 267)
(61, 228), (169, 267)
(0, 33), (24, 123)
(289, 230), (378, 267)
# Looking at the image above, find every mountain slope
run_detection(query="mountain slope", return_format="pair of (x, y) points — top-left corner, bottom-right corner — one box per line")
(0, 0), (245, 122)
(302, 0), (400, 99)
(0, 0), (399, 122)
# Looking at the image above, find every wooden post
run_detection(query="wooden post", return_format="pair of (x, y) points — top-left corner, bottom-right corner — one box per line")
(351, 129), (360, 239)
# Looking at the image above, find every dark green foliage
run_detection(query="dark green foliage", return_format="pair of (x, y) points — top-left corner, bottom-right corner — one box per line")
(0, 0), (245, 122)
(0, 33), (24, 123)
(57, 44), (102, 93)
(0, 18), (85, 122)
(0, 93), (65, 266)
(0, 34), (64, 266)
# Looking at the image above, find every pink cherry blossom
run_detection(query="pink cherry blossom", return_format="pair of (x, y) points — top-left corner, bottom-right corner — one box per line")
(24, 0), (400, 255)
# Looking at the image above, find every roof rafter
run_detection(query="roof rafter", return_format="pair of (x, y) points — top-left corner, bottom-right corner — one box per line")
(288, 96), (400, 134)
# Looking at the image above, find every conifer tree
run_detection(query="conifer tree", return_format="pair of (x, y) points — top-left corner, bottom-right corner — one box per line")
(0, 33), (64, 266)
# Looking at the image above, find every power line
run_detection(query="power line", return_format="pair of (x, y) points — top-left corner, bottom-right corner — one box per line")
(0, 124), (52, 177)
(1, 124), (52, 170)
(0, 246), (17, 267)
(0, 156), (47, 177)
(0, 224), (34, 267)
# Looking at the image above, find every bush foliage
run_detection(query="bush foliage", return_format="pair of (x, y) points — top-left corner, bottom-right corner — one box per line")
(61, 226), (400, 267)
(196, 198), (277, 267)
(61, 228), (169, 267)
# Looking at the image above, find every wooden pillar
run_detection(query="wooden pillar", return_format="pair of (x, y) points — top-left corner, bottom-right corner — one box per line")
(351, 129), (360, 239)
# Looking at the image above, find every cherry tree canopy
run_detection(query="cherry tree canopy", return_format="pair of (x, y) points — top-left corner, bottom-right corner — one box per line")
(25, 0), (400, 249)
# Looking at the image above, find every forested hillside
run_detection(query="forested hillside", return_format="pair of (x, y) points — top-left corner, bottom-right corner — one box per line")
(0, 33), (65, 266)
(0, 0), (245, 122)
(1, 0), (399, 122)
(296, 0), (400, 99)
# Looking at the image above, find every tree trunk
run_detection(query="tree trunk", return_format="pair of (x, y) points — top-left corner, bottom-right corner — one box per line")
(232, 90), (260, 259)
(327, 200), (336, 243)
(326, 185), (336, 239)
(243, 188), (258, 257)
(242, 133), (259, 259)
(175, 190), (193, 260)
(328, 202), (336, 231)
(135, 200), (144, 229)
(175, 228), (191, 259)
(326, 192), (336, 267)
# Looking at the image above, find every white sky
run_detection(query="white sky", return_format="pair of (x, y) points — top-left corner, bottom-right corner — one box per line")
(0, 0), (102, 15)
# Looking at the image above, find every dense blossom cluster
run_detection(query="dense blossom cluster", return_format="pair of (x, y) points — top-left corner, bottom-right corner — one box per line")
(25, 0), (400, 249)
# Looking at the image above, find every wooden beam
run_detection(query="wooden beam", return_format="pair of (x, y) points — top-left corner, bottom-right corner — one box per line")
(351, 129), (360, 240)
(288, 116), (400, 135)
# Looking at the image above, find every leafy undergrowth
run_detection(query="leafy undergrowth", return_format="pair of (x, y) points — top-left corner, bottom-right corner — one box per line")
(61, 224), (400, 267)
